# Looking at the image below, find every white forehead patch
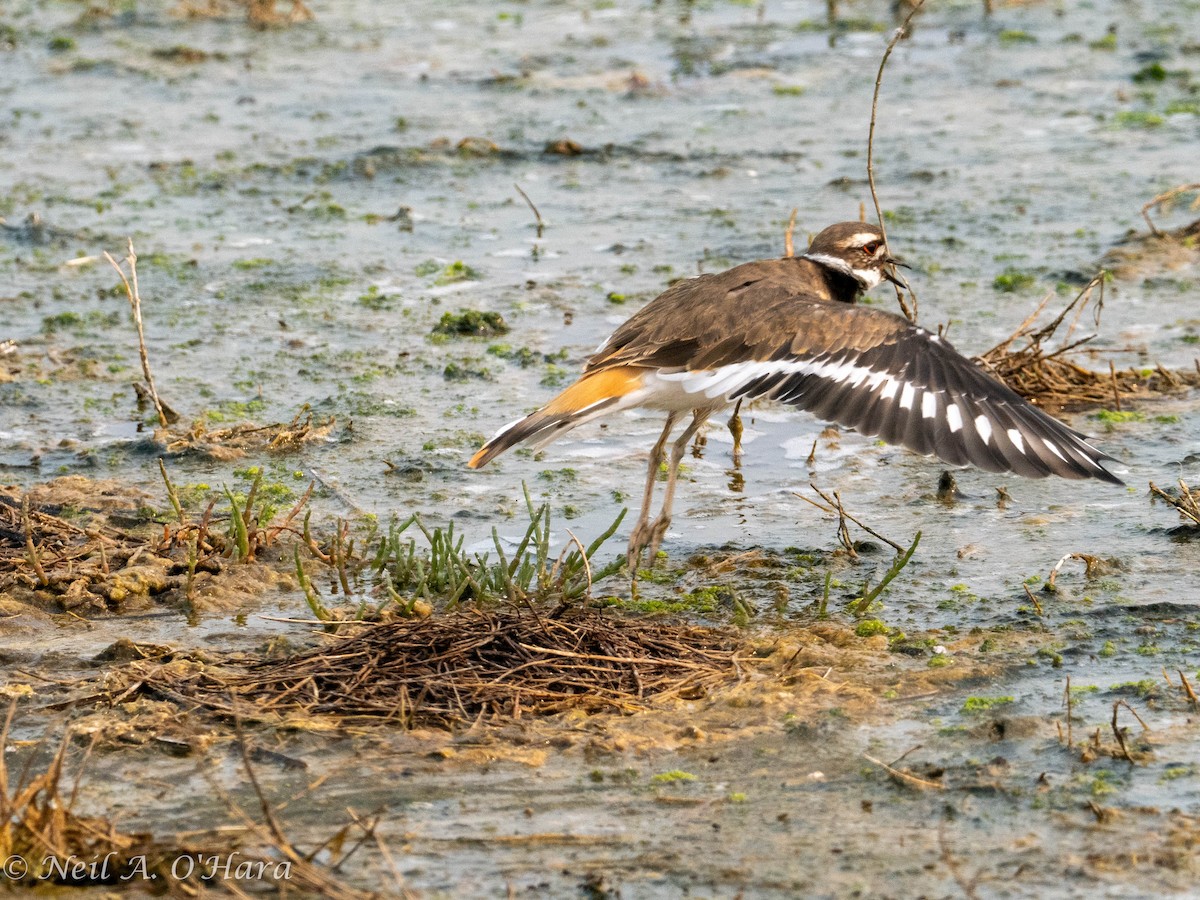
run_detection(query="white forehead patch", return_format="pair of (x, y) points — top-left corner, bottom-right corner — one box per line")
(849, 232), (881, 247)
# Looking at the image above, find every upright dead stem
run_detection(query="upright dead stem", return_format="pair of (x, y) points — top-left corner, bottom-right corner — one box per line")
(866, 0), (924, 323)
(104, 239), (175, 428)
(1111, 700), (1135, 763)
(514, 183), (545, 238)
(1178, 670), (1199, 707)
(783, 207), (798, 257)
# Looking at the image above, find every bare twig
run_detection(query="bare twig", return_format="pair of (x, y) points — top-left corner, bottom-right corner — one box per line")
(1110, 700), (1146, 763)
(104, 239), (175, 427)
(803, 483), (905, 553)
(1022, 583), (1043, 616)
(866, 0), (925, 323)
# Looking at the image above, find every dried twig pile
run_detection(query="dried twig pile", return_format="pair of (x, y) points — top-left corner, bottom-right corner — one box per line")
(0, 704), (379, 896)
(160, 408), (336, 459)
(0, 483), (160, 603)
(1150, 480), (1200, 532)
(134, 609), (741, 726)
(978, 273), (1199, 409)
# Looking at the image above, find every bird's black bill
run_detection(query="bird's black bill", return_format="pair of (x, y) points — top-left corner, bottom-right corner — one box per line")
(883, 259), (910, 291)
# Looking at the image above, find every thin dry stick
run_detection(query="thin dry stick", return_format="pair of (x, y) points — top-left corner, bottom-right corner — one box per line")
(866, 0), (925, 323)
(104, 239), (172, 428)
(802, 483), (905, 553)
(1140, 182), (1200, 237)
(863, 753), (943, 790)
(513, 183), (545, 238)
(783, 207), (798, 257)
(1022, 583), (1043, 616)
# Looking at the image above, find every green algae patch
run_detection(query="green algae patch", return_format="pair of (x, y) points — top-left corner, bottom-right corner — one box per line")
(433, 309), (509, 337)
(993, 269), (1037, 293)
(650, 770), (697, 784)
(431, 260), (481, 285)
(962, 695), (1015, 713)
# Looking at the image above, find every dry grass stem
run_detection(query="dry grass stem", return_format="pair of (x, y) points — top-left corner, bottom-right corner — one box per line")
(1178, 670), (1199, 707)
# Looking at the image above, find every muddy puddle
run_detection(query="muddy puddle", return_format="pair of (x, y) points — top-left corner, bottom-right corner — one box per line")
(2, 0), (1200, 896)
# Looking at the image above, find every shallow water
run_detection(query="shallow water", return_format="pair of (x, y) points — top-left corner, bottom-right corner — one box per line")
(2, 0), (1200, 895)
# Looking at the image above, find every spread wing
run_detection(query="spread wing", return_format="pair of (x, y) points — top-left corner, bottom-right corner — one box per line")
(593, 293), (1123, 484)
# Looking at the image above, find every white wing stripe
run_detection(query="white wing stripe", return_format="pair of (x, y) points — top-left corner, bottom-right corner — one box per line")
(921, 392), (937, 419)
(975, 415), (993, 445)
(946, 403), (963, 433)
(656, 357), (928, 404)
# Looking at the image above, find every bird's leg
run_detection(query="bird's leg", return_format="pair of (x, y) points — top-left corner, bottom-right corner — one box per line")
(727, 398), (744, 468)
(626, 413), (679, 572)
(645, 410), (710, 561)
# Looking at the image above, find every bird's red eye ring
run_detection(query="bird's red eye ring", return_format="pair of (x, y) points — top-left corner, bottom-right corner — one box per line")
(862, 240), (882, 255)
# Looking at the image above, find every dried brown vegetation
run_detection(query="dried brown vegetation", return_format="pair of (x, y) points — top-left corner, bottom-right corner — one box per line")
(977, 272), (1200, 409)
(112, 609), (742, 727)
(0, 703), (390, 896)
(0, 473), (307, 614)
(1149, 479), (1200, 532)
(159, 408), (337, 460)
(172, 0), (315, 28)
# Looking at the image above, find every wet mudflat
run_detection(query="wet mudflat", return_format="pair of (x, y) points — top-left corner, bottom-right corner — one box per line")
(2, 0), (1199, 896)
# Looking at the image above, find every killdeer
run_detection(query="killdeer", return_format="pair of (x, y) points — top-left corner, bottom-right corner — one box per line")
(469, 221), (1123, 568)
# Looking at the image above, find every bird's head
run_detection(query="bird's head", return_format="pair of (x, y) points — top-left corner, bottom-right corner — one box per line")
(800, 221), (909, 298)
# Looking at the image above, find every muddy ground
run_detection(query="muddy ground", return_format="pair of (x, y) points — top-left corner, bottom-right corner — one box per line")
(2, 0), (1200, 897)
